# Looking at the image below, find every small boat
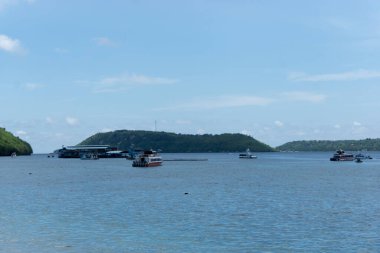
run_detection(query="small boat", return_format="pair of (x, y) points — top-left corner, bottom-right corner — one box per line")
(330, 149), (354, 161)
(132, 150), (162, 167)
(11, 152), (17, 157)
(80, 153), (99, 160)
(354, 153), (372, 160)
(239, 149), (257, 159)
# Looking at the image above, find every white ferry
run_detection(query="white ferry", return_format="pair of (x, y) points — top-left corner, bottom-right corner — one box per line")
(132, 150), (162, 167)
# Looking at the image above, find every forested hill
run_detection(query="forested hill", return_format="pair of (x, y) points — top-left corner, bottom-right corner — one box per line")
(0, 128), (33, 156)
(79, 130), (274, 152)
(277, 139), (380, 151)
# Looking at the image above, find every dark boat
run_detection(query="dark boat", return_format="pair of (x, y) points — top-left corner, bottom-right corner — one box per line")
(330, 149), (354, 161)
(354, 153), (372, 160)
(239, 149), (257, 159)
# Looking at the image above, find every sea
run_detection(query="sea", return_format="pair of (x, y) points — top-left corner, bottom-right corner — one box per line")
(1, 152), (380, 253)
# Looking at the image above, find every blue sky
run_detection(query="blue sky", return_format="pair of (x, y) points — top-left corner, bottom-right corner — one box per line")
(1, 0), (380, 153)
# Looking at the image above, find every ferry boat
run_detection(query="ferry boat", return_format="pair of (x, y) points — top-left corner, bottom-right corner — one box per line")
(239, 149), (257, 159)
(132, 150), (162, 167)
(330, 149), (354, 161)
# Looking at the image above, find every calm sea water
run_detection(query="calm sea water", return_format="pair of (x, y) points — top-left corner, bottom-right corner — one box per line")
(1, 152), (380, 253)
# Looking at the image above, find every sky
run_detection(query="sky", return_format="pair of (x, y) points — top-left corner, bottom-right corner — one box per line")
(1, 0), (380, 153)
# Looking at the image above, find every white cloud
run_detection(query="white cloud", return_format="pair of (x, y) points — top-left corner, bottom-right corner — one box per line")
(101, 74), (177, 85)
(45, 117), (54, 124)
(289, 69), (380, 82)
(274, 120), (284, 127)
(23, 82), (44, 90)
(334, 124), (341, 129)
(0, 34), (23, 53)
(65, 117), (79, 126)
(353, 121), (362, 126)
(282, 91), (327, 103)
(93, 37), (116, 47)
(176, 120), (192, 125)
(94, 73), (178, 93)
(54, 47), (69, 54)
(0, 0), (35, 11)
(100, 128), (113, 133)
(197, 129), (205, 135)
(241, 129), (252, 136)
(16, 130), (27, 136)
(158, 95), (273, 111)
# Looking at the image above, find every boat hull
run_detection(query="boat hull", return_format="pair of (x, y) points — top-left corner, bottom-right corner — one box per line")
(132, 161), (162, 167)
(330, 157), (354, 161)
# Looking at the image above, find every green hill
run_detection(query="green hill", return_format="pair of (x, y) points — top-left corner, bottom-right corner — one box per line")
(0, 128), (33, 156)
(79, 130), (274, 152)
(277, 138), (380, 151)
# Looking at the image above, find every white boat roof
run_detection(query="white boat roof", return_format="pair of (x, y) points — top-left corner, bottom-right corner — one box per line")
(65, 145), (111, 150)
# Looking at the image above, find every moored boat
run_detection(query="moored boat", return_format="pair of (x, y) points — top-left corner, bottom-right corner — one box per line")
(132, 150), (162, 167)
(330, 149), (354, 161)
(80, 153), (99, 160)
(354, 153), (372, 160)
(239, 149), (257, 159)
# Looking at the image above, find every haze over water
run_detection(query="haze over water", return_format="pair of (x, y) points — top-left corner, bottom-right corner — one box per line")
(1, 152), (380, 252)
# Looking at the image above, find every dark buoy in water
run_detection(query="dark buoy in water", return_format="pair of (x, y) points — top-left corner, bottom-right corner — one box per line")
(184, 192), (189, 195)
(29, 172), (32, 175)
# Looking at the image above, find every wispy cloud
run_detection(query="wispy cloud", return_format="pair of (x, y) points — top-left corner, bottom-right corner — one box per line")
(353, 121), (362, 126)
(158, 95), (274, 111)
(289, 69), (380, 82)
(16, 130), (27, 136)
(94, 73), (178, 93)
(93, 37), (116, 47)
(282, 91), (327, 103)
(23, 82), (44, 91)
(0, 0), (35, 11)
(0, 34), (23, 53)
(45, 117), (54, 124)
(274, 120), (284, 127)
(241, 129), (252, 136)
(65, 117), (79, 126)
(54, 47), (69, 54)
(176, 120), (192, 125)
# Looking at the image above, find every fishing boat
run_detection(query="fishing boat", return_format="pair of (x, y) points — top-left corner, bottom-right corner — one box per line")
(239, 149), (257, 159)
(132, 150), (162, 167)
(329, 149), (354, 161)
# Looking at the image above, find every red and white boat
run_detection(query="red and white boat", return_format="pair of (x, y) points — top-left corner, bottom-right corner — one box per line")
(132, 150), (162, 167)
